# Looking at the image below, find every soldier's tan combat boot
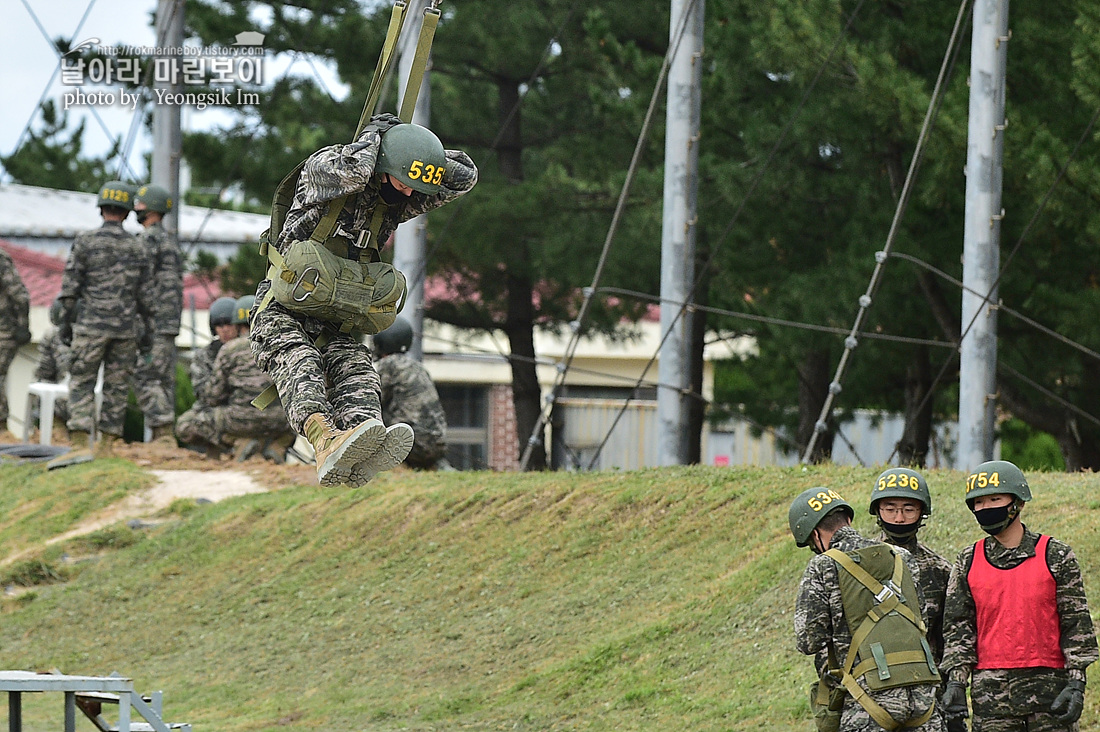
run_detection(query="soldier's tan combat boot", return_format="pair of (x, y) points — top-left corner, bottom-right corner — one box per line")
(95, 433), (121, 458)
(351, 422), (415, 486)
(303, 413), (387, 487)
(46, 430), (94, 470)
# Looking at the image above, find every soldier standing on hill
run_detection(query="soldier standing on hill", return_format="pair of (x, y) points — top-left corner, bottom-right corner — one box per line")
(941, 460), (1098, 732)
(133, 183), (183, 443)
(47, 180), (153, 469)
(790, 487), (943, 732)
(0, 242), (31, 440)
(869, 468), (952, 721)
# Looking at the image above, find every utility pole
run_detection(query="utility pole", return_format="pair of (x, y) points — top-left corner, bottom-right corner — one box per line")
(394, 0), (431, 361)
(657, 0), (704, 466)
(958, 0), (1009, 470)
(152, 0), (183, 233)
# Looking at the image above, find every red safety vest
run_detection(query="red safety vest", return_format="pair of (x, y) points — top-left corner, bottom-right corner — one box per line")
(969, 534), (1065, 669)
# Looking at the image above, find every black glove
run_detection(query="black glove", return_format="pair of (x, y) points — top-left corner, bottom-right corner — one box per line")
(1051, 679), (1086, 724)
(58, 323), (73, 347)
(14, 325), (31, 346)
(139, 327), (155, 357)
(941, 680), (969, 719)
(945, 715), (968, 732)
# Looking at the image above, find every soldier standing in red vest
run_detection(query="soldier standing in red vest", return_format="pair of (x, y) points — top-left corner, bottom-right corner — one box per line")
(941, 460), (1098, 732)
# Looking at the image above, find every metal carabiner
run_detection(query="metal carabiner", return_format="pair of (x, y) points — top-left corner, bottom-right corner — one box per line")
(292, 267), (321, 302)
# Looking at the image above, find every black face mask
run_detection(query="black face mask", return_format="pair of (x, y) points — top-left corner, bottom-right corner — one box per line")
(378, 179), (407, 205)
(135, 210), (150, 224)
(973, 503), (1018, 535)
(879, 519), (921, 540)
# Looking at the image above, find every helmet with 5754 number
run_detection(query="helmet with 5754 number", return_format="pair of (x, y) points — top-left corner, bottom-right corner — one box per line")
(789, 487), (854, 548)
(208, 296), (238, 330)
(96, 180), (135, 211)
(376, 123), (447, 194)
(233, 295), (256, 326)
(965, 459), (1031, 508)
(135, 183), (173, 213)
(869, 467), (932, 516)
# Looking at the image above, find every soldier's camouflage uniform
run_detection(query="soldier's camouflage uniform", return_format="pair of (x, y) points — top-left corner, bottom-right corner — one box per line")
(879, 533), (952, 670)
(942, 527), (1099, 732)
(0, 246), (30, 426)
(176, 336), (292, 450)
(134, 219), (182, 427)
(376, 352), (446, 468)
(796, 525), (943, 732)
(190, 338), (226, 408)
(34, 329), (72, 422)
(58, 221), (152, 437)
(249, 114), (477, 435)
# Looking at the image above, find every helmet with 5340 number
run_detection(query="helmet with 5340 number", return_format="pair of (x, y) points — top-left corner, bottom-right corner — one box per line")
(96, 180), (135, 211)
(376, 123), (447, 194)
(789, 487), (854, 547)
(965, 459), (1031, 508)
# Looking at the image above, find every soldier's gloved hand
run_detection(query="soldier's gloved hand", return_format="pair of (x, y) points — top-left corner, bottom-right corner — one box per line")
(1051, 679), (1086, 724)
(14, 325), (31, 346)
(139, 328), (155, 357)
(945, 716), (968, 732)
(58, 323), (73, 347)
(941, 680), (969, 719)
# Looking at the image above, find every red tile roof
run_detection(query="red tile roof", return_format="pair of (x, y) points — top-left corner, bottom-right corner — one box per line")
(0, 239), (223, 309)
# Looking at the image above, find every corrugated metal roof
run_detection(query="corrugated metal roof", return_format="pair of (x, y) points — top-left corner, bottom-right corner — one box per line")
(0, 183), (267, 243)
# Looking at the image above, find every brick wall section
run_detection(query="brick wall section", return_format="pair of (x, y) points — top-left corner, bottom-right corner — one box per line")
(488, 384), (519, 471)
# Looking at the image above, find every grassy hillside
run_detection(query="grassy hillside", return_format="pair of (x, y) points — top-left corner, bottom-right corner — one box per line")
(2, 460), (1100, 731)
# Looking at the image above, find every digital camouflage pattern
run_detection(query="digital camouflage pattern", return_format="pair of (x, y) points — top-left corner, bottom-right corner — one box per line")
(140, 221), (183, 335)
(250, 113), (477, 434)
(35, 330), (72, 383)
(58, 222), (151, 338)
(176, 336), (292, 450)
(134, 335), (176, 428)
(376, 352), (446, 468)
(58, 221), (151, 437)
(0, 246), (30, 424)
(190, 338), (226, 408)
(796, 525), (942, 731)
(942, 527), (1098, 730)
(134, 220), (183, 428)
(879, 532), (952, 669)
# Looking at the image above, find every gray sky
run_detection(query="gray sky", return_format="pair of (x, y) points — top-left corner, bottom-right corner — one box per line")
(1, 0), (347, 188)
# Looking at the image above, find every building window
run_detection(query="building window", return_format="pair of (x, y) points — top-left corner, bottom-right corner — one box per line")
(438, 385), (488, 470)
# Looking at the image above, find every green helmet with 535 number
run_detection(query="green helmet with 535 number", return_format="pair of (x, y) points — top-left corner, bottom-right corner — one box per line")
(788, 487), (854, 548)
(376, 124), (447, 194)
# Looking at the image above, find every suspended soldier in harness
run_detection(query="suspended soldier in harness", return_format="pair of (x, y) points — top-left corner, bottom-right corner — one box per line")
(248, 0), (477, 486)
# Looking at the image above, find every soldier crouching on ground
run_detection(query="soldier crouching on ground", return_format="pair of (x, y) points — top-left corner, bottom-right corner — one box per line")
(190, 296), (239, 406)
(373, 316), (450, 470)
(249, 113), (476, 487)
(176, 296), (295, 462)
(941, 460), (1098, 732)
(790, 487), (943, 732)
